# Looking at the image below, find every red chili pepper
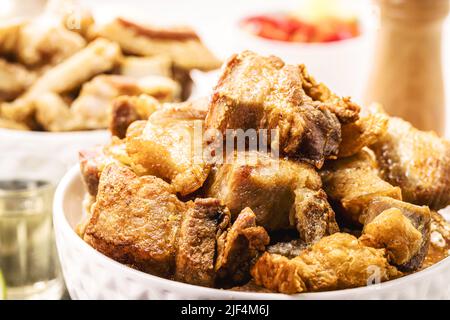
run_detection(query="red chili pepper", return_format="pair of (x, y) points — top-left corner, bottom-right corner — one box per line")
(242, 14), (359, 43)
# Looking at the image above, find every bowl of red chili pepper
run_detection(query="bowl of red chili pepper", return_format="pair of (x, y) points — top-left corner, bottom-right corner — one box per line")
(232, 0), (374, 100)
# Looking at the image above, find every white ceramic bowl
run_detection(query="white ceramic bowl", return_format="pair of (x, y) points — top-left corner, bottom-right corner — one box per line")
(54, 165), (450, 300)
(0, 128), (110, 170)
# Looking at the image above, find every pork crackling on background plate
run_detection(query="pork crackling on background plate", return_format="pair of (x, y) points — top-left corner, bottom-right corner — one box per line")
(77, 51), (450, 294)
(0, 2), (220, 132)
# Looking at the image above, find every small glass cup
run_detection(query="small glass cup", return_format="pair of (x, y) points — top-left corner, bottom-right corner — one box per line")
(0, 155), (67, 300)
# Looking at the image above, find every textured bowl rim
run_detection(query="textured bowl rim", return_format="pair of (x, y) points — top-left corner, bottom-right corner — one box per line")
(54, 165), (450, 299)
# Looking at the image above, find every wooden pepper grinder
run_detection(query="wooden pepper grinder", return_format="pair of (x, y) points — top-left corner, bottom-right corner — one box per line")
(365, 0), (449, 135)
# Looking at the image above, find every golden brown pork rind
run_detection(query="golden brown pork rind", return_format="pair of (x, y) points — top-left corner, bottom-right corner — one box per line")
(338, 104), (389, 158)
(119, 55), (173, 78)
(215, 207), (270, 287)
(251, 233), (399, 294)
(360, 208), (423, 266)
(371, 116), (450, 210)
(299, 64), (360, 124)
(0, 20), (22, 55)
(175, 198), (230, 287)
(206, 151), (339, 243)
(206, 51), (343, 168)
(0, 58), (36, 101)
(70, 74), (179, 129)
(320, 149), (402, 225)
(1, 38), (121, 126)
(126, 102), (210, 196)
(17, 21), (86, 67)
(94, 18), (221, 71)
(362, 196), (431, 271)
(83, 164), (186, 277)
(110, 94), (161, 138)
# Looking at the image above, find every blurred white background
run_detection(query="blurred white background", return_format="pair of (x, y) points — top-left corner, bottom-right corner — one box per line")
(2, 0), (449, 137)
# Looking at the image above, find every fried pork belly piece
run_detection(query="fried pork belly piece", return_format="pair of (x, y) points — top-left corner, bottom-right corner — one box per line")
(110, 95), (208, 139)
(78, 135), (136, 198)
(360, 208), (423, 267)
(126, 102), (210, 196)
(215, 207), (270, 287)
(175, 198), (230, 287)
(361, 197), (431, 271)
(1, 38), (121, 124)
(81, 164), (268, 286)
(83, 164), (186, 277)
(0, 117), (29, 130)
(0, 20), (22, 55)
(423, 211), (450, 268)
(94, 18), (221, 71)
(321, 149), (402, 225)
(70, 75), (179, 129)
(371, 117), (450, 210)
(206, 151), (339, 242)
(0, 59), (36, 101)
(251, 233), (399, 294)
(206, 51), (344, 168)
(299, 64), (359, 124)
(17, 21), (86, 67)
(338, 104), (389, 158)
(119, 55), (172, 78)
(79, 147), (115, 197)
(155, 97), (209, 120)
(34, 92), (81, 131)
(110, 94), (160, 138)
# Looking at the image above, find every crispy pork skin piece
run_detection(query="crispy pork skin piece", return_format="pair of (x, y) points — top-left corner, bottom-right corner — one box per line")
(371, 117), (450, 210)
(206, 151), (339, 242)
(338, 104), (389, 158)
(34, 92), (81, 131)
(1, 38), (121, 124)
(71, 75), (179, 129)
(320, 149), (402, 225)
(175, 198), (230, 287)
(110, 94), (160, 138)
(94, 18), (221, 71)
(126, 103), (210, 196)
(0, 59), (36, 101)
(205, 51), (343, 168)
(360, 208), (423, 266)
(0, 117), (29, 130)
(110, 96), (208, 139)
(79, 136), (135, 197)
(23, 38), (120, 96)
(17, 22), (86, 67)
(215, 207), (270, 287)
(423, 211), (450, 268)
(79, 147), (111, 197)
(83, 164), (186, 277)
(251, 233), (399, 294)
(362, 196), (431, 271)
(293, 188), (339, 243)
(299, 64), (359, 124)
(0, 21), (22, 55)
